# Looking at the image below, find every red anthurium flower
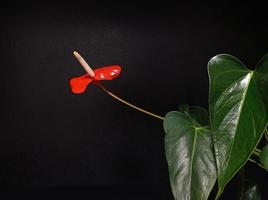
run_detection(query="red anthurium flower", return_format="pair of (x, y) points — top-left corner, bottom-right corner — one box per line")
(70, 51), (121, 94)
(69, 51), (163, 121)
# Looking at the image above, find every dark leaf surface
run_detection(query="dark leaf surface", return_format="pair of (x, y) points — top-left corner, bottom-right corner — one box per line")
(208, 54), (268, 198)
(242, 185), (261, 200)
(178, 105), (210, 126)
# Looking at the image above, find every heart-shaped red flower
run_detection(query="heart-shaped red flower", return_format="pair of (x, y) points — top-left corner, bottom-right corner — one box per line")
(69, 51), (163, 120)
(70, 65), (121, 94)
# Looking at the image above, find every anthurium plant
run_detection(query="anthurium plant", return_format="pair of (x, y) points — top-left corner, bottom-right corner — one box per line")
(70, 51), (268, 200)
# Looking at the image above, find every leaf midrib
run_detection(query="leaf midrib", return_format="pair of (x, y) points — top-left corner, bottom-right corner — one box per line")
(189, 127), (197, 200)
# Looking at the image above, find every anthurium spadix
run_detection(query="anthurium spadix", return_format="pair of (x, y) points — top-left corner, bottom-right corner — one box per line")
(208, 54), (268, 198)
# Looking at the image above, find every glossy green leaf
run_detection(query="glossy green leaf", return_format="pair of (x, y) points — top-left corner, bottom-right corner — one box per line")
(242, 185), (261, 200)
(208, 54), (268, 198)
(163, 108), (216, 200)
(178, 105), (210, 126)
(259, 145), (268, 171)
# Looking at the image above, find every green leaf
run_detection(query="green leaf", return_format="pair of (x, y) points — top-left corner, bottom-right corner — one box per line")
(208, 54), (268, 198)
(178, 105), (210, 126)
(259, 145), (268, 171)
(242, 185), (261, 200)
(163, 109), (217, 200)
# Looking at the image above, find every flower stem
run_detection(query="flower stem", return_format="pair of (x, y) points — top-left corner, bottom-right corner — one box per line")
(98, 84), (164, 121)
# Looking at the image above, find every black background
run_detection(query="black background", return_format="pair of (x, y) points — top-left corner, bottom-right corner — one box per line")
(1, 1), (268, 199)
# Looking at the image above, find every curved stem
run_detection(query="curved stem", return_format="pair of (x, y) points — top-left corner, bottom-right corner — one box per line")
(98, 83), (164, 121)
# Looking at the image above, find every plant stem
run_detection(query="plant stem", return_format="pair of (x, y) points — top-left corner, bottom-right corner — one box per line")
(98, 83), (164, 121)
(254, 148), (261, 153)
(265, 129), (268, 142)
(248, 158), (264, 169)
(252, 150), (260, 157)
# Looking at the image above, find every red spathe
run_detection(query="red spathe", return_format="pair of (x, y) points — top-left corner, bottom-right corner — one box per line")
(70, 65), (121, 94)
